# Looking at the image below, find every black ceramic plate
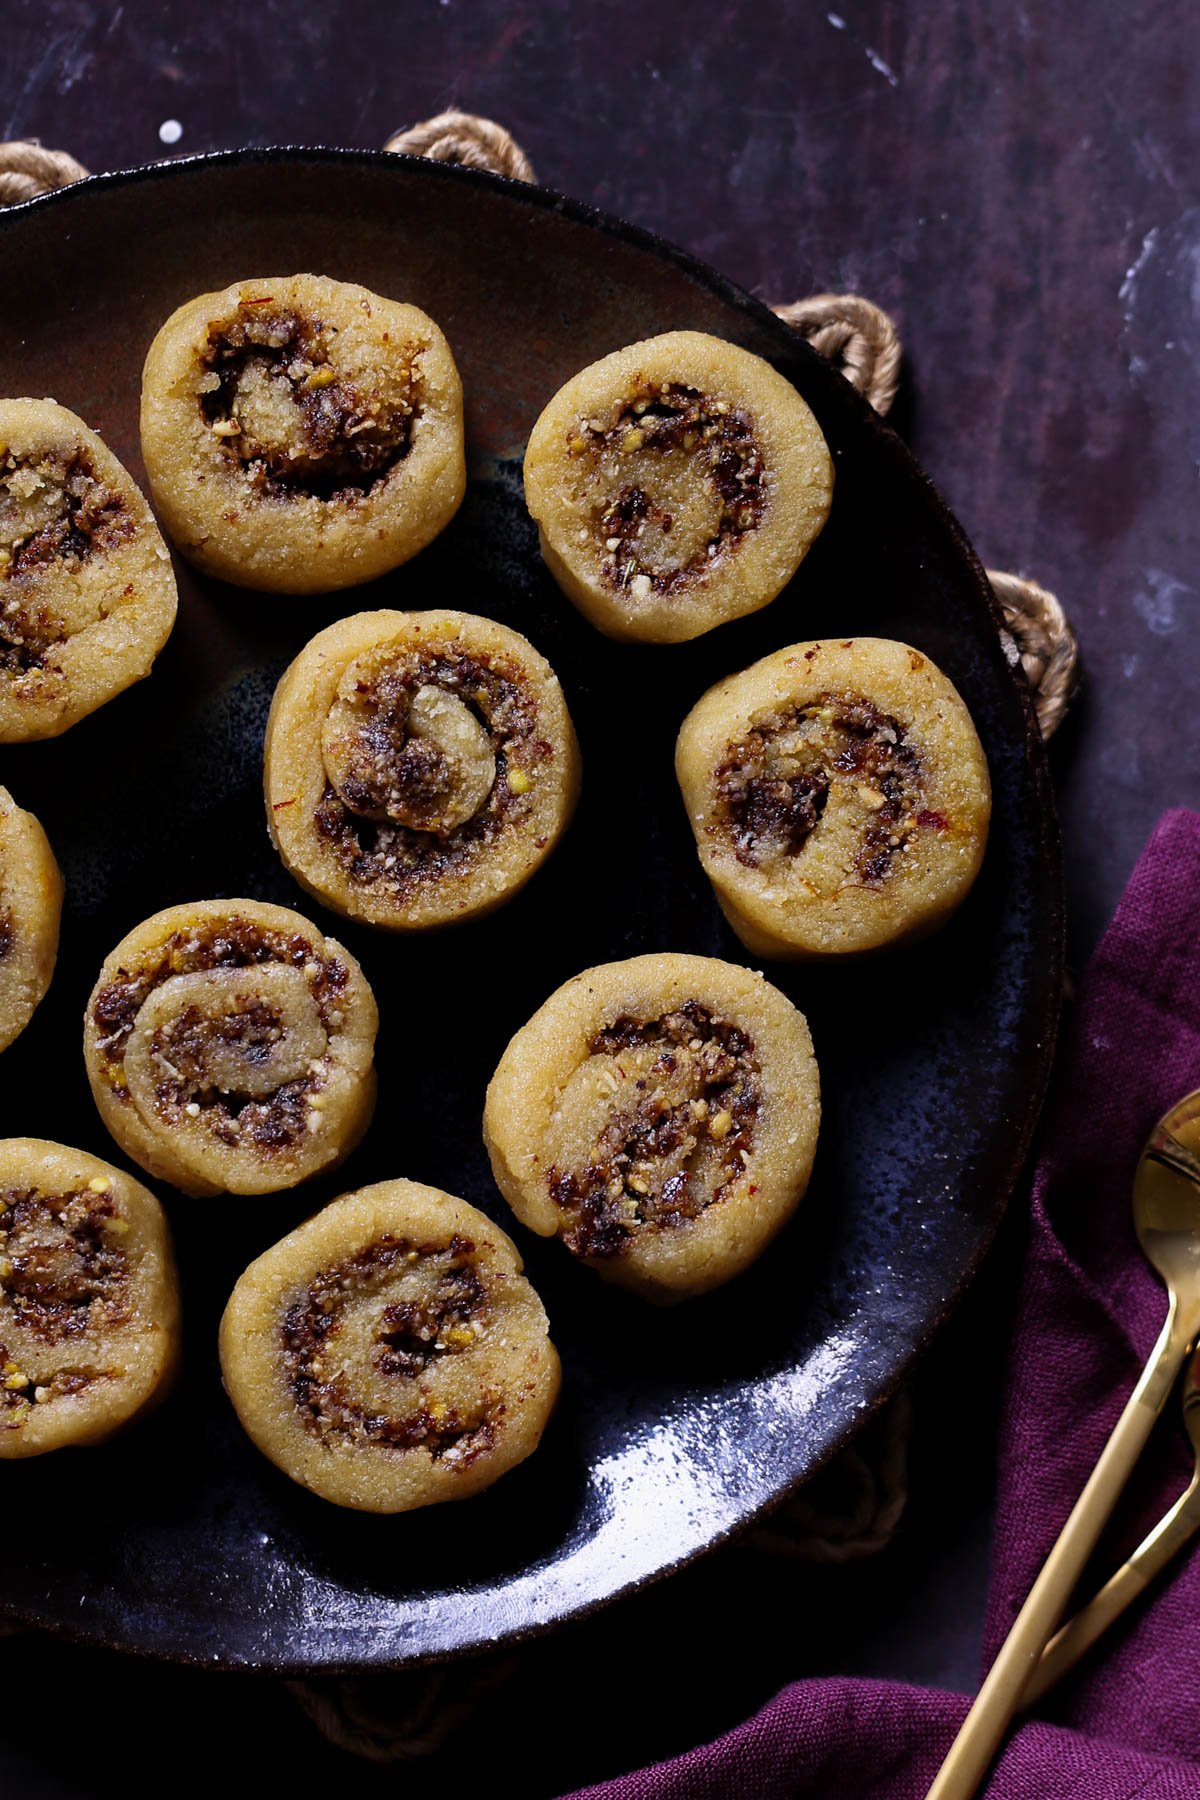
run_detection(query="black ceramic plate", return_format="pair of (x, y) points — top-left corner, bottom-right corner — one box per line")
(0, 148), (1060, 1671)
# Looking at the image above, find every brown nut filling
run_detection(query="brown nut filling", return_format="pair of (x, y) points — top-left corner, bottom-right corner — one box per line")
(90, 919), (349, 1151)
(282, 1232), (499, 1465)
(0, 1184), (130, 1415)
(546, 1002), (762, 1260)
(0, 447), (134, 673)
(313, 647), (552, 897)
(571, 382), (766, 600)
(716, 692), (931, 883)
(199, 302), (420, 501)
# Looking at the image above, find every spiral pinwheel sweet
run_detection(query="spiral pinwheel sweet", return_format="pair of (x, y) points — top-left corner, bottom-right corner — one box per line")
(220, 1179), (561, 1511)
(0, 786), (63, 1054)
(523, 330), (833, 642)
(264, 609), (581, 929)
(140, 273), (466, 592)
(83, 899), (378, 1197)
(675, 636), (992, 957)
(0, 399), (177, 741)
(0, 1139), (180, 1458)
(484, 953), (820, 1303)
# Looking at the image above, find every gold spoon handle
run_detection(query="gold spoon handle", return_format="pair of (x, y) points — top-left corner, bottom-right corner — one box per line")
(926, 1306), (1187, 1800)
(1021, 1470), (1200, 1706)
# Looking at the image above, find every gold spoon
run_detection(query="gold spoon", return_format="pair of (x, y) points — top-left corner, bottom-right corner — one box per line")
(1021, 1338), (1200, 1706)
(927, 1088), (1200, 1800)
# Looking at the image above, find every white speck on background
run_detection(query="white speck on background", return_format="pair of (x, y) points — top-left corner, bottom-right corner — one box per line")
(159, 118), (183, 145)
(827, 11), (846, 26)
(865, 47), (899, 85)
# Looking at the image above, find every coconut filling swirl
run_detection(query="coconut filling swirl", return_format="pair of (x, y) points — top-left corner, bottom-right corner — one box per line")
(281, 1232), (500, 1466)
(569, 381), (767, 601)
(544, 1003), (762, 1260)
(91, 925), (351, 1159)
(715, 693), (936, 886)
(0, 447), (134, 674)
(313, 646), (545, 895)
(198, 305), (421, 501)
(0, 1183), (128, 1423)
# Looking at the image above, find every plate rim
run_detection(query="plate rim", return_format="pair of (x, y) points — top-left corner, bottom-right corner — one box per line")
(0, 144), (1064, 1670)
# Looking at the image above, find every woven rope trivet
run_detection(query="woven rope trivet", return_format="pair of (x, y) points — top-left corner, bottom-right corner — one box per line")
(0, 112), (1079, 1755)
(384, 109), (536, 182)
(287, 1654), (520, 1763)
(0, 139), (88, 205)
(772, 293), (902, 417)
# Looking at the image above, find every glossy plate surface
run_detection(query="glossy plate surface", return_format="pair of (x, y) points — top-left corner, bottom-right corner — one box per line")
(0, 149), (1061, 1671)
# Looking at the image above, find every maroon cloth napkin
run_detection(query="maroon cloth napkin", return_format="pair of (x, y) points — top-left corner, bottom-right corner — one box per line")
(569, 810), (1200, 1799)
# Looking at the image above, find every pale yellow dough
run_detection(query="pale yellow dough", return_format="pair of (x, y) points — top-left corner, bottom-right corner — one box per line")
(675, 637), (992, 958)
(140, 274), (465, 592)
(265, 609), (581, 930)
(0, 787), (63, 1053)
(0, 1138), (180, 1458)
(220, 1180), (561, 1512)
(0, 398), (177, 741)
(484, 952), (820, 1303)
(523, 330), (833, 642)
(83, 898), (378, 1197)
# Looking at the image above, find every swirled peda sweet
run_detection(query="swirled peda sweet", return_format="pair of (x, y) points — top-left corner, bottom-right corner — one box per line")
(0, 787), (63, 1054)
(220, 1180), (561, 1511)
(0, 399), (177, 740)
(83, 899), (378, 1197)
(140, 274), (465, 592)
(265, 609), (580, 929)
(522, 330), (833, 642)
(484, 953), (819, 1303)
(675, 637), (992, 958)
(0, 1139), (180, 1458)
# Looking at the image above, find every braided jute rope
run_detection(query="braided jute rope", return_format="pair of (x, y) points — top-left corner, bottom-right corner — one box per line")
(772, 292), (903, 417)
(384, 110), (535, 183)
(749, 1390), (912, 1564)
(989, 570), (1080, 740)
(0, 140), (88, 206)
(288, 1657), (518, 1765)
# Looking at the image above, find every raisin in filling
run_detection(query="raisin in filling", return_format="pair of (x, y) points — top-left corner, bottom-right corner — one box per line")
(715, 692), (925, 882)
(199, 304), (418, 501)
(0, 1186), (130, 1365)
(575, 382), (766, 598)
(545, 1002), (761, 1260)
(282, 1234), (498, 1464)
(90, 920), (348, 1146)
(313, 648), (549, 895)
(0, 448), (133, 673)
(0, 909), (11, 962)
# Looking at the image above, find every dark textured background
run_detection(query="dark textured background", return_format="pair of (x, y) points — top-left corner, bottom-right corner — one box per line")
(0, 2), (1195, 1794)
